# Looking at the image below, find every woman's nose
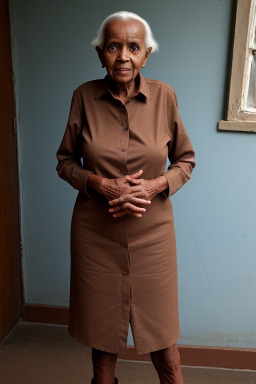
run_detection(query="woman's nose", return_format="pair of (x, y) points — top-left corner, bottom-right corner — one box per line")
(117, 47), (130, 62)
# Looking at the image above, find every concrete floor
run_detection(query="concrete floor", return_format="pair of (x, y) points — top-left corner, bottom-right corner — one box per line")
(0, 321), (255, 384)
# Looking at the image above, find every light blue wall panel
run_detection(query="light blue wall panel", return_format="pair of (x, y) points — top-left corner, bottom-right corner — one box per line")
(12, 0), (256, 348)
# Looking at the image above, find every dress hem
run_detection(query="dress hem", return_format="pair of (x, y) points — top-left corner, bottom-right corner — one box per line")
(135, 335), (180, 355)
(68, 328), (122, 355)
(68, 327), (180, 356)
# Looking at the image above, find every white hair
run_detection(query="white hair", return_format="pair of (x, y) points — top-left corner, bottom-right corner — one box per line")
(91, 11), (159, 53)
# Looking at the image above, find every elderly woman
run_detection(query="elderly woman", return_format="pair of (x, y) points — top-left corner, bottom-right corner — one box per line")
(56, 11), (195, 384)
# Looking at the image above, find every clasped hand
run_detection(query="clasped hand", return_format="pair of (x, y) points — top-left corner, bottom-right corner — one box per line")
(99, 170), (160, 218)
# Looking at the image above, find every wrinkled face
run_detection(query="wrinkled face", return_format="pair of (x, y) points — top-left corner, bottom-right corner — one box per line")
(96, 19), (152, 86)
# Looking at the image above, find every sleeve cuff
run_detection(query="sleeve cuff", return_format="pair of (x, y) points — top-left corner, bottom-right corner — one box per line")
(84, 171), (94, 197)
(162, 165), (192, 198)
(71, 167), (94, 197)
(161, 174), (170, 198)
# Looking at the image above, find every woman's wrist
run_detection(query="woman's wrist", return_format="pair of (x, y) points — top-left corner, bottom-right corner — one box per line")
(154, 175), (169, 194)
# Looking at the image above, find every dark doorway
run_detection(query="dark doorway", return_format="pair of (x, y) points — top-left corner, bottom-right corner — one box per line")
(0, 0), (23, 342)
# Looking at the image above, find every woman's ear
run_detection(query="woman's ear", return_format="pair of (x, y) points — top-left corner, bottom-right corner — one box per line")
(142, 47), (152, 68)
(96, 47), (105, 68)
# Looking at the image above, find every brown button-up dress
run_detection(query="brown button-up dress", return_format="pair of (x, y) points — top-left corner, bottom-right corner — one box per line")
(56, 72), (195, 355)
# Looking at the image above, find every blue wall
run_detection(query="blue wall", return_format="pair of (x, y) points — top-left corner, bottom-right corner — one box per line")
(11, 0), (256, 348)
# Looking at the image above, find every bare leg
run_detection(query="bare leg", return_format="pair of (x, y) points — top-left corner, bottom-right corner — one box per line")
(150, 343), (183, 384)
(91, 348), (118, 384)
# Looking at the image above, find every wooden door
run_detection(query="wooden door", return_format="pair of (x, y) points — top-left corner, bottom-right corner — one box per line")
(0, 0), (23, 342)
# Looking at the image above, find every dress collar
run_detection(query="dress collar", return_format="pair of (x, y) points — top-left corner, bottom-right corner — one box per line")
(94, 71), (151, 101)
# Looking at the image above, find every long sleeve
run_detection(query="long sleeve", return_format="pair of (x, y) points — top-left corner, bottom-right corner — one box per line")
(56, 90), (93, 197)
(162, 90), (195, 198)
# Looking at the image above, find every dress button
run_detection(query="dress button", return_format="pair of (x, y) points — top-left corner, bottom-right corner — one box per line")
(123, 271), (127, 276)
(123, 127), (128, 131)
(121, 244), (127, 248)
(121, 148), (126, 152)
(122, 300), (128, 303)
(121, 170), (127, 175)
(120, 216), (124, 220)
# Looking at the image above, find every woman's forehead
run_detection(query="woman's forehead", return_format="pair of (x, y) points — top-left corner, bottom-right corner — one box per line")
(104, 19), (146, 42)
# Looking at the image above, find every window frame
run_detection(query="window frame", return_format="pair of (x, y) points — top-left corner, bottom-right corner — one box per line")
(218, 0), (256, 133)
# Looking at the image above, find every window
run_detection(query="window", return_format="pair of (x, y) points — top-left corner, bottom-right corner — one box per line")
(218, 0), (256, 132)
(244, 3), (256, 112)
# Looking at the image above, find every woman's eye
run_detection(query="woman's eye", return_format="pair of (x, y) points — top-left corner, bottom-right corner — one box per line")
(130, 45), (139, 52)
(108, 45), (117, 52)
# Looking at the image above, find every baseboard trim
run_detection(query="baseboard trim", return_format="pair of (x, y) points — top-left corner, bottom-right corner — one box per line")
(118, 345), (256, 371)
(22, 303), (69, 325)
(22, 304), (256, 370)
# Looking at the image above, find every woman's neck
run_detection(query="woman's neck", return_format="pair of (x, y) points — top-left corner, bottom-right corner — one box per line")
(114, 79), (138, 104)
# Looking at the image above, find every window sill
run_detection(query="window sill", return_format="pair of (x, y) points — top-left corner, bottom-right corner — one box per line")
(218, 120), (256, 133)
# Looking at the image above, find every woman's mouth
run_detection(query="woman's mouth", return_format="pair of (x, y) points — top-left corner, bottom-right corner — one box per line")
(114, 68), (131, 73)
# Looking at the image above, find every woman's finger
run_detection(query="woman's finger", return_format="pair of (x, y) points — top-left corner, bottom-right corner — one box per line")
(127, 197), (151, 205)
(125, 169), (143, 181)
(112, 209), (129, 218)
(113, 209), (129, 218)
(109, 196), (151, 206)
(109, 205), (123, 213)
(122, 202), (147, 213)
(110, 203), (146, 213)
(129, 212), (143, 217)
(125, 176), (144, 185)
(113, 210), (142, 218)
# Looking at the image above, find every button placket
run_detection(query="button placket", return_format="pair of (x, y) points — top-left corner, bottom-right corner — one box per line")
(117, 102), (131, 353)
(118, 105), (129, 177)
